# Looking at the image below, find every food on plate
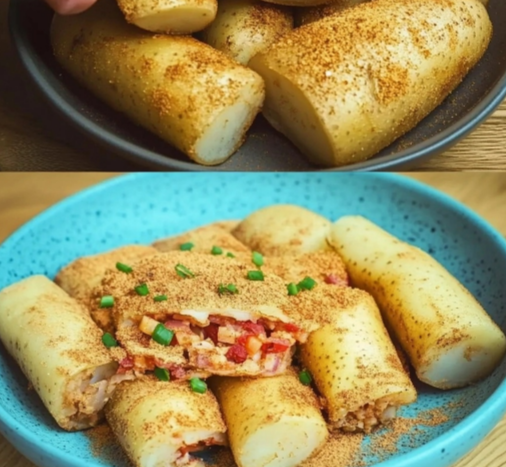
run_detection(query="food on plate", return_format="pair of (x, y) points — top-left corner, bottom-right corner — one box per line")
(153, 223), (250, 256)
(0, 276), (127, 431)
(298, 286), (417, 432)
(295, 0), (369, 26)
(105, 377), (227, 467)
(200, 0), (293, 65)
(211, 370), (328, 467)
(232, 204), (332, 255)
(90, 252), (310, 378)
(50, 0), (265, 166)
(330, 215), (506, 389)
(265, 251), (348, 286)
(248, 0), (492, 167)
(55, 245), (157, 331)
(116, 0), (218, 34)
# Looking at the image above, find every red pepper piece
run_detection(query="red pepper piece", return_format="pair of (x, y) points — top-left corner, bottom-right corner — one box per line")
(261, 340), (290, 354)
(226, 344), (248, 363)
(283, 323), (300, 333)
(203, 323), (219, 344)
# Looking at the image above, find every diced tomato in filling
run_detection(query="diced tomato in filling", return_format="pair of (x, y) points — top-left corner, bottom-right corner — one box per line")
(203, 324), (219, 344)
(170, 366), (187, 380)
(170, 334), (179, 346)
(117, 356), (134, 374)
(282, 323), (300, 333)
(226, 344), (248, 363)
(261, 339), (290, 354)
(241, 321), (265, 335)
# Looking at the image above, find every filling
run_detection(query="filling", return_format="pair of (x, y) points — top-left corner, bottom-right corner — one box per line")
(337, 401), (398, 433)
(130, 310), (306, 378)
(64, 362), (134, 430)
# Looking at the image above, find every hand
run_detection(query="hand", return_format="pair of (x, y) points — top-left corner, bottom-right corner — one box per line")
(44, 0), (97, 14)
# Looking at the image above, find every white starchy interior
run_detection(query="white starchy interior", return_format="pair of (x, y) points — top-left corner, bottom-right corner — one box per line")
(134, 5), (216, 33)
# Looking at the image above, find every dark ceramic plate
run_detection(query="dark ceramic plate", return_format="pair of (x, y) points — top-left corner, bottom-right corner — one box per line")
(8, 0), (506, 171)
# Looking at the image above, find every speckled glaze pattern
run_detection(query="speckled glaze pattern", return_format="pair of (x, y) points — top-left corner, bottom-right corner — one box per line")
(0, 173), (506, 467)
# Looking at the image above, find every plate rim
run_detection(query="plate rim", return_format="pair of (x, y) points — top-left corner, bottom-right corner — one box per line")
(1, 172), (506, 467)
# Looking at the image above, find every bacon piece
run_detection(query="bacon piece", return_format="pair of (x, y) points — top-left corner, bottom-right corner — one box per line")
(324, 274), (348, 286)
(203, 324), (219, 344)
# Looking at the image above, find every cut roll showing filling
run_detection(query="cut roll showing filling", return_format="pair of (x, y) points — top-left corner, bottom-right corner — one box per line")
(92, 252), (308, 378)
(299, 286), (417, 432)
(211, 370), (328, 467)
(0, 276), (130, 430)
(105, 377), (227, 467)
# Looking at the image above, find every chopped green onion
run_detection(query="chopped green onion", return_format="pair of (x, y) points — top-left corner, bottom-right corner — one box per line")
(179, 242), (194, 251)
(226, 252), (235, 258)
(247, 270), (264, 281)
(154, 294), (168, 302)
(189, 377), (207, 393)
(135, 283), (149, 296)
(152, 323), (174, 346)
(252, 251), (264, 267)
(154, 367), (170, 382)
(299, 369), (312, 386)
(116, 262), (133, 273)
(287, 283), (299, 296)
(218, 283), (239, 295)
(298, 276), (317, 291)
(99, 295), (114, 308)
(102, 332), (118, 348)
(175, 263), (195, 278)
(211, 246), (223, 255)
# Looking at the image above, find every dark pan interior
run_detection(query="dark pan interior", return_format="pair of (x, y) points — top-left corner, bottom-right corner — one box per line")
(8, 0), (506, 171)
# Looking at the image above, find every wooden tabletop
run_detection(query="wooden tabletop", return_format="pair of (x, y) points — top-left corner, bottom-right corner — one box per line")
(1, 1), (506, 170)
(0, 172), (506, 467)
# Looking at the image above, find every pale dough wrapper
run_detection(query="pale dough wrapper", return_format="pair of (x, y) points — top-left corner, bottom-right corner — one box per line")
(0, 275), (120, 430)
(232, 204), (332, 256)
(211, 370), (328, 467)
(105, 378), (227, 467)
(300, 287), (417, 432)
(330, 215), (506, 389)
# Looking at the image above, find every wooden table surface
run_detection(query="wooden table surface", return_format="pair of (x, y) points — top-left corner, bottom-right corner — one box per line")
(1, 172), (506, 467)
(1, 1), (506, 170)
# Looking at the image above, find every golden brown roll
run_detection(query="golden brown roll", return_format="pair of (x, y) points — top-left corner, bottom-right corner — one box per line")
(211, 370), (328, 467)
(106, 377), (227, 467)
(0, 276), (122, 430)
(90, 252), (308, 378)
(232, 204), (332, 256)
(330, 215), (506, 389)
(299, 287), (417, 432)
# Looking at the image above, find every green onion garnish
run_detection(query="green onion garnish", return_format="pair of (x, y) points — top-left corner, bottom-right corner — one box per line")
(175, 264), (195, 278)
(189, 377), (207, 393)
(218, 283), (239, 295)
(298, 276), (317, 291)
(211, 246), (223, 255)
(154, 367), (170, 381)
(287, 283), (299, 296)
(99, 295), (114, 308)
(252, 251), (264, 267)
(247, 270), (264, 281)
(299, 369), (312, 386)
(154, 294), (168, 302)
(180, 242), (194, 251)
(226, 252), (235, 258)
(135, 283), (149, 296)
(116, 262), (133, 273)
(102, 332), (118, 348)
(152, 323), (174, 346)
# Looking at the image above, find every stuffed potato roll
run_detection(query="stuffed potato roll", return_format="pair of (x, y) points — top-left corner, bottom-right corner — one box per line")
(211, 370), (328, 467)
(330, 216), (506, 389)
(51, 0), (265, 166)
(249, 0), (492, 167)
(0, 276), (125, 430)
(106, 377), (227, 467)
(299, 287), (417, 432)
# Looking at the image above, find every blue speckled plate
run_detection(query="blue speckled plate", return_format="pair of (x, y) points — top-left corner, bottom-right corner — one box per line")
(1, 173), (506, 467)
